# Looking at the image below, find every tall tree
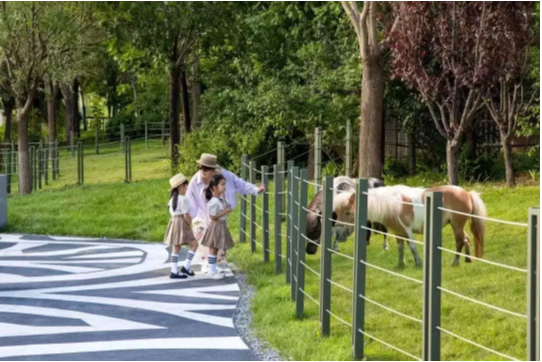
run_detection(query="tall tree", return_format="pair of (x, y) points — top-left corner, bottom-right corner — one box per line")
(482, 2), (536, 187)
(390, 2), (495, 185)
(107, 2), (220, 168)
(340, 2), (398, 178)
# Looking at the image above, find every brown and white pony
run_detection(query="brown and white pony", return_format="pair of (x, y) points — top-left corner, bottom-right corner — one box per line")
(333, 185), (487, 267)
(305, 176), (387, 255)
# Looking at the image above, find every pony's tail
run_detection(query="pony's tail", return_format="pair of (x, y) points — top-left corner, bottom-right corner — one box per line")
(469, 191), (486, 258)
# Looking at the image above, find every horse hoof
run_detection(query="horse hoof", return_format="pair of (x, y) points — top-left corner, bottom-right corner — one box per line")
(465, 258), (472, 263)
(451, 261), (460, 267)
(415, 262), (423, 268)
(383, 245), (389, 251)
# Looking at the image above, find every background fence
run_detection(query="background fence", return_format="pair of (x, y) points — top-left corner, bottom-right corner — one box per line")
(0, 121), (172, 194)
(238, 140), (540, 361)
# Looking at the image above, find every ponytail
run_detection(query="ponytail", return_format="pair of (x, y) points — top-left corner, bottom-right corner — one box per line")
(170, 188), (179, 211)
(205, 174), (226, 201)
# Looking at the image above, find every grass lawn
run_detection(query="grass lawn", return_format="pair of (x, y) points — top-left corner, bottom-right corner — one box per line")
(2, 151), (539, 361)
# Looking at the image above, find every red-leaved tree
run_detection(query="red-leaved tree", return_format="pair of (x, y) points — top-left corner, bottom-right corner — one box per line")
(389, 2), (512, 185)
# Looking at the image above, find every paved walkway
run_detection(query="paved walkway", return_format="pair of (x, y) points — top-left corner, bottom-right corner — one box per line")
(0, 234), (256, 361)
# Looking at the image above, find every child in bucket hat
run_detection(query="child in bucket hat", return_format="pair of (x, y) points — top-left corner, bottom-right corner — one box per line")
(164, 173), (199, 279)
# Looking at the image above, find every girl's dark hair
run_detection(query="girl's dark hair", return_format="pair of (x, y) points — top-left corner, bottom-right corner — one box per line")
(205, 174), (226, 201)
(169, 180), (188, 211)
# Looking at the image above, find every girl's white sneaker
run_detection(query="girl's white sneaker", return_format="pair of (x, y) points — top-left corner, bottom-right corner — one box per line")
(209, 272), (224, 280)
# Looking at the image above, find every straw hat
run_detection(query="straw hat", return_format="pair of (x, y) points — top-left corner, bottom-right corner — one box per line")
(169, 173), (188, 189)
(197, 153), (220, 169)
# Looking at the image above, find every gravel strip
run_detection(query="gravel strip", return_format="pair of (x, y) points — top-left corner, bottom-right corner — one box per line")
(232, 268), (283, 361)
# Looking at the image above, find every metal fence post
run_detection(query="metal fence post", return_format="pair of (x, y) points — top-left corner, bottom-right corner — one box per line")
(290, 166), (299, 302)
(346, 120), (352, 177)
(95, 125), (99, 154)
(274, 163), (283, 274)
(120, 124), (125, 152)
(320, 175), (333, 336)
(30, 146), (35, 191)
(38, 148), (42, 189)
(262, 165), (269, 263)
(145, 121), (148, 149)
(286, 160), (294, 284)
(124, 137), (131, 183)
(280, 142), (286, 219)
(249, 160), (256, 253)
(54, 139), (59, 178)
(6, 144), (11, 194)
(240, 155), (248, 243)
(314, 127), (322, 193)
(423, 191), (442, 361)
(296, 168), (308, 317)
(527, 207), (540, 362)
(77, 142), (81, 185)
(44, 145), (48, 185)
(70, 131), (75, 158)
(0, 174), (6, 228)
(352, 178), (368, 359)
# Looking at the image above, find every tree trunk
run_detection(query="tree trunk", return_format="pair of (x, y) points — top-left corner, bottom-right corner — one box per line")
(169, 66), (181, 167)
(180, 69), (191, 134)
(500, 131), (515, 187)
(73, 78), (81, 138)
(446, 139), (461, 185)
(46, 81), (57, 144)
(17, 96), (33, 195)
(191, 60), (201, 128)
(2, 97), (13, 143)
(358, 56), (384, 178)
(64, 94), (74, 146)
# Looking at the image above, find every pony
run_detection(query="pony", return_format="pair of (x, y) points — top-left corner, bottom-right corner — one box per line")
(304, 176), (388, 255)
(333, 185), (487, 267)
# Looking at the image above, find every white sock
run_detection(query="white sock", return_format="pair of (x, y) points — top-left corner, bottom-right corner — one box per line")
(184, 250), (195, 271)
(171, 254), (179, 274)
(208, 255), (217, 274)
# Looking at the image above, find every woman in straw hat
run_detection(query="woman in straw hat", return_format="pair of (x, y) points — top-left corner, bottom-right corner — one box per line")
(164, 173), (199, 279)
(187, 153), (264, 274)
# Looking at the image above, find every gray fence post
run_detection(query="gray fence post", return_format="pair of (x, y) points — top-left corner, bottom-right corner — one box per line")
(38, 148), (42, 189)
(346, 120), (352, 177)
(290, 166), (299, 302)
(274, 163), (283, 274)
(120, 124), (125, 152)
(0, 174), (6, 228)
(320, 176), (333, 336)
(286, 160), (294, 285)
(44, 145), (48, 185)
(30, 146), (35, 191)
(161, 119), (166, 145)
(240, 155), (248, 243)
(314, 127), (322, 193)
(95, 125), (99, 154)
(70, 131), (75, 158)
(144, 121), (148, 149)
(77, 142), (84, 185)
(423, 191), (442, 361)
(124, 137), (131, 183)
(249, 160), (256, 254)
(352, 178), (369, 359)
(54, 139), (59, 178)
(296, 168), (308, 317)
(527, 207), (540, 362)
(262, 165), (269, 263)
(279, 142), (286, 219)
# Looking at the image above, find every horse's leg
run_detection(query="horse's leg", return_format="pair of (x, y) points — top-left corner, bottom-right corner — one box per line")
(397, 239), (406, 268)
(405, 229), (422, 267)
(464, 233), (472, 263)
(451, 228), (466, 267)
(451, 218), (469, 266)
(383, 234), (389, 250)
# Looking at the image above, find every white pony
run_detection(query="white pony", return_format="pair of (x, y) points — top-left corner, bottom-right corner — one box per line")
(334, 185), (487, 267)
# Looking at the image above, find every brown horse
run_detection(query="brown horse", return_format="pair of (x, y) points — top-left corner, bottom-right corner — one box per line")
(333, 185), (486, 267)
(304, 176), (387, 255)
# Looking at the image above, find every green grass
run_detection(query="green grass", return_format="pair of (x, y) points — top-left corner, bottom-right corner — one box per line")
(2, 154), (539, 361)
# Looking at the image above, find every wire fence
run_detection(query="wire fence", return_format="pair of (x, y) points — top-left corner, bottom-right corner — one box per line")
(238, 148), (540, 361)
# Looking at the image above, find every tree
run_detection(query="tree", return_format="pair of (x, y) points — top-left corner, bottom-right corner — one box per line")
(106, 2), (221, 168)
(340, 1), (397, 178)
(389, 2), (505, 185)
(481, 2), (536, 187)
